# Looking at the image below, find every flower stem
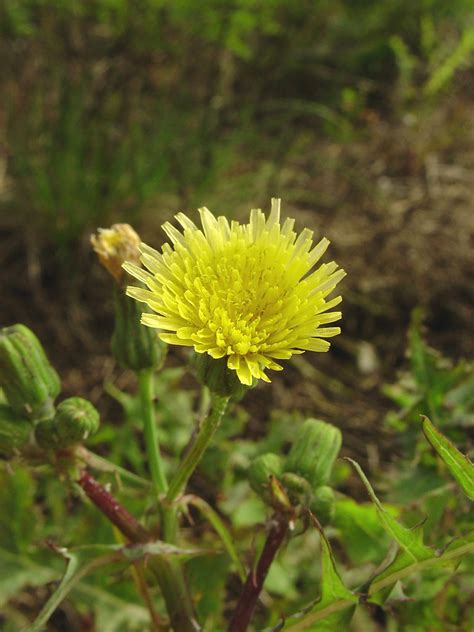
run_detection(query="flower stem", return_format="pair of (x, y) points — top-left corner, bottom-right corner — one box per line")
(78, 469), (149, 542)
(138, 368), (168, 496)
(166, 394), (229, 503)
(227, 515), (289, 632)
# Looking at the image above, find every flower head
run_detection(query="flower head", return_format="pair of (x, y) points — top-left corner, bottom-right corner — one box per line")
(123, 199), (345, 385)
(91, 223), (141, 284)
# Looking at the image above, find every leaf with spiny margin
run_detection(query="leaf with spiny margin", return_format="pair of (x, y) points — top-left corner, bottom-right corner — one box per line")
(346, 458), (433, 562)
(368, 530), (474, 600)
(25, 540), (208, 632)
(278, 525), (357, 631)
(0, 547), (150, 631)
(422, 416), (474, 500)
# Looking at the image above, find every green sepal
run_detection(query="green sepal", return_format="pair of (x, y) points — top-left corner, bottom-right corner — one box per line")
(0, 404), (32, 455)
(35, 397), (100, 450)
(0, 324), (60, 421)
(112, 288), (167, 372)
(248, 453), (283, 501)
(54, 397), (100, 446)
(309, 486), (336, 526)
(280, 472), (312, 505)
(284, 418), (342, 488)
(192, 354), (247, 399)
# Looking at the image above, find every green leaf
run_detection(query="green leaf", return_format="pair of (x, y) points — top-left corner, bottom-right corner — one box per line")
(25, 540), (206, 631)
(333, 498), (393, 565)
(281, 526), (357, 631)
(25, 545), (125, 632)
(346, 459), (433, 562)
(422, 416), (474, 500)
(0, 547), (150, 632)
(182, 494), (246, 580)
(369, 531), (474, 598)
(0, 549), (55, 609)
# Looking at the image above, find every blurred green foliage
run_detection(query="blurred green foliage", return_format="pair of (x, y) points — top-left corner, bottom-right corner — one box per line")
(2, 0), (474, 248)
(1, 312), (472, 629)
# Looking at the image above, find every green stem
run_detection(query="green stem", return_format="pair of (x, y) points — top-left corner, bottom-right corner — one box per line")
(151, 558), (200, 632)
(138, 369), (168, 496)
(166, 394), (229, 502)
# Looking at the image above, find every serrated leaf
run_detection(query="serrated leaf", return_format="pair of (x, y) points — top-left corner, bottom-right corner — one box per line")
(280, 526), (357, 631)
(368, 531), (474, 598)
(0, 547), (150, 632)
(333, 498), (393, 565)
(0, 549), (56, 608)
(25, 545), (123, 632)
(24, 539), (206, 632)
(347, 458), (433, 562)
(422, 416), (474, 500)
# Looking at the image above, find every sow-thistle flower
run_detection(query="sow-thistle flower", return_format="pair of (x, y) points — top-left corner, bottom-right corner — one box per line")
(91, 223), (141, 285)
(123, 199), (345, 386)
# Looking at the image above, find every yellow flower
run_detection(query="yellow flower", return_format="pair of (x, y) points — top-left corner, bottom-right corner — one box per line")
(123, 199), (345, 386)
(91, 223), (141, 284)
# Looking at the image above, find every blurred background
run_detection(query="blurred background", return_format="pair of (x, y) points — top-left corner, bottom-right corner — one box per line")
(1, 0), (474, 459)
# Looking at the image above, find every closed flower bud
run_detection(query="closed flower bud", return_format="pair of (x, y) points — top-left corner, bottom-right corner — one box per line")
(284, 418), (342, 488)
(309, 486), (336, 526)
(193, 354), (248, 398)
(248, 453), (283, 500)
(52, 397), (100, 447)
(280, 471), (312, 505)
(91, 223), (141, 286)
(112, 288), (167, 372)
(0, 324), (60, 421)
(0, 404), (32, 455)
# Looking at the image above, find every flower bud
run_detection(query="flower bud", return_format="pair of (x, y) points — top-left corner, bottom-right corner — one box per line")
(284, 418), (342, 488)
(35, 397), (100, 450)
(248, 453), (283, 501)
(192, 354), (247, 398)
(309, 486), (336, 526)
(0, 324), (60, 421)
(91, 224), (141, 286)
(112, 288), (167, 372)
(53, 397), (100, 447)
(280, 471), (312, 505)
(0, 404), (32, 455)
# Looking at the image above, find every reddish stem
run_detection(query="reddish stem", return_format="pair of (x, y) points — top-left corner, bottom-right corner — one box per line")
(228, 516), (289, 632)
(77, 469), (149, 543)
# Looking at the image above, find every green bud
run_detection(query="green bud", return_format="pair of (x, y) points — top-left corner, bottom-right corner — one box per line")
(248, 453), (283, 501)
(112, 288), (167, 372)
(193, 354), (247, 398)
(0, 404), (32, 455)
(284, 418), (342, 488)
(309, 486), (336, 526)
(280, 472), (312, 505)
(54, 397), (100, 447)
(0, 324), (60, 421)
(35, 397), (100, 450)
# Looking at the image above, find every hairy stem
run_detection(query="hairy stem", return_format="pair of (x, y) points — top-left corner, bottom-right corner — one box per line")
(138, 369), (168, 496)
(228, 515), (289, 632)
(78, 469), (149, 542)
(166, 394), (229, 502)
